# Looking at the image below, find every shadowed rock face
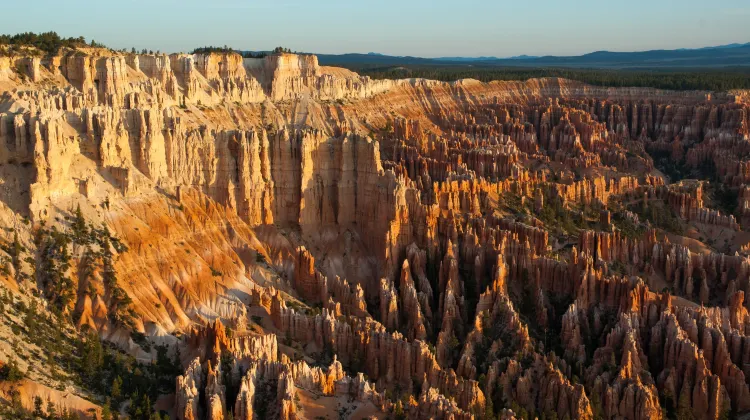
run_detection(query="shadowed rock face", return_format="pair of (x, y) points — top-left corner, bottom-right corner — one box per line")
(1, 48), (750, 420)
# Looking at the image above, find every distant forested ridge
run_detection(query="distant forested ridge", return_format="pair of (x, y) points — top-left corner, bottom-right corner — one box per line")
(0, 32), (106, 55)
(191, 46), (276, 58)
(318, 43), (750, 69)
(317, 44), (750, 91)
(191, 46), (236, 54)
(339, 65), (750, 91)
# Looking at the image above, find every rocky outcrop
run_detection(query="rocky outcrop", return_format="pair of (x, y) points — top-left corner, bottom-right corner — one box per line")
(5, 45), (750, 420)
(379, 278), (399, 331)
(491, 356), (594, 420)
(176, 331), (392, 420)
(176, 358), (204, 420)
(399, 259), (428, 340)
(245, 53), (394, 101)
(268, 290), (486, 413)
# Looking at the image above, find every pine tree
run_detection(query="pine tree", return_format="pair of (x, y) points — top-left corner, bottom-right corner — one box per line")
(484, 395), (496, 420)
(718, 397), (731, 420)
(33, 396), (44, 417)
(72, 204), (87, 243)
(111, 375), (123, 402)
(0, 358), (24, 381)
(9, 388), (24, 416)
(79, 332), (104, 382)
(591, 388), (604, 420)
(11, 231), (22, 271)
(173, 345), (182, 372)
(102, 399), (113, 420)
(46, 398), (57, 419)
(677, 389), (694, 420)
(141, 394), (153, 417)
(393, 400), (406, 420)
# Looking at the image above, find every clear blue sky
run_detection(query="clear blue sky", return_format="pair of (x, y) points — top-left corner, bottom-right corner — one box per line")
(7, 0), (750, 57)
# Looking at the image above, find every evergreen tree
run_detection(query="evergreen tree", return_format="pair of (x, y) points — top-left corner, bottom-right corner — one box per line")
(591, 388), (604, 420)
(677, 389), (694, 420)
(0, 31), (103, 54)
(111, 375), (123, 402)
(393, 400), (406, 420)
(79, 332), (104, 383)
(0, 358), (24, 381)
(71, 204), (87, 243)
(33, 396), (44, 418)
(101, 399), (113, 420)
(127, 391), (154, 419)
(718, 398), (731, 420)
(8, 388), (24, 416)
(46, 398), (57, 419)
(484, 395), (496, 420)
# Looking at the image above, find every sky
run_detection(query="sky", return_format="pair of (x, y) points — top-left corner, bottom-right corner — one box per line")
(5, 0), (750, 58)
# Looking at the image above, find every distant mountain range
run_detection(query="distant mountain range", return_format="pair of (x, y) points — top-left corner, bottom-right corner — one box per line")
(317, 43), (750, 69)
(434, 55), (540, 62)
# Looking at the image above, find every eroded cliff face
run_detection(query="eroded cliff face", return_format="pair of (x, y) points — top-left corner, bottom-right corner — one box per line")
(175, 324), (392, 420)
(245, 53), (394, 102)
(2, 47), (750, 420)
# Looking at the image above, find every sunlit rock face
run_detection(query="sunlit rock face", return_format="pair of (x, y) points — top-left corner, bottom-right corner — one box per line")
(2, 46), (750, 420)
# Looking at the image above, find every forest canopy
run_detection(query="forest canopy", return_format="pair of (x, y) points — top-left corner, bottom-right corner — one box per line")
(342, 64), (750, 91)
(0, 32), (106, 55)
(190, 46), (268, 58)
(190, 45), (235, 54)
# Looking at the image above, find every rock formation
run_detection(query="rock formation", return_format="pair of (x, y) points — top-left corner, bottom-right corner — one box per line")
(2, 45), (750, 420)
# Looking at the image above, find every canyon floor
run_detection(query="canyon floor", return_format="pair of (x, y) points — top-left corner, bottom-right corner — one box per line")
(0, 46), (749, 420)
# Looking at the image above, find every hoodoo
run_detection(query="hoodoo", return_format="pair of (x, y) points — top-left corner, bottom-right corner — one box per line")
(1, 38), (750, 420)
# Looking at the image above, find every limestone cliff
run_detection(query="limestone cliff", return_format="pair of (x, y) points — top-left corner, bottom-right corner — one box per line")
(3, 45), (750, 420)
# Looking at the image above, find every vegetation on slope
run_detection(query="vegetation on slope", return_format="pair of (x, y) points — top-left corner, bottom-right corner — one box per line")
(341, 64), (750, 91)
(190, 45), (237, 55)
(0, 287), (180, 419)
(0, 32), (106, 56)
(0, 211), (177, 419)
(190, 45), (299, 58)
